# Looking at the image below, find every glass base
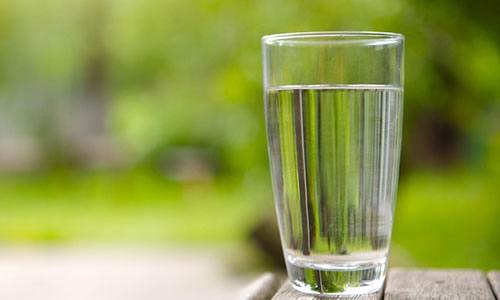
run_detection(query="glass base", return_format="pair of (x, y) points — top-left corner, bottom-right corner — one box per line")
(286, 258), (386, 297)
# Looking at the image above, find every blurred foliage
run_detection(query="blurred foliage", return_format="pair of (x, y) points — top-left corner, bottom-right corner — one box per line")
(0, 0), (498, 269)
(0, 0), (498, 171)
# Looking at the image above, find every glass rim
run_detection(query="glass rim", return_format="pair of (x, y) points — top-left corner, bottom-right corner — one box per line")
(262, 31), (404, 46)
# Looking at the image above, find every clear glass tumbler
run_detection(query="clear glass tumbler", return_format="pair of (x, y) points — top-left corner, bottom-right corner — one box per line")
(262, 32), (404, 296)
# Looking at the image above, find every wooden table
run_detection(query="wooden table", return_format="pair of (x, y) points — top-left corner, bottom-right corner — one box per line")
(241, 269), (500, 299)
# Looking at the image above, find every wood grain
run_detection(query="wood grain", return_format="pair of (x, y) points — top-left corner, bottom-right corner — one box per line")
(271, 281), (382, 300)
(385, 268), (495, 300)
(487, 271), (500, 299)
(240, 273), (283, 300)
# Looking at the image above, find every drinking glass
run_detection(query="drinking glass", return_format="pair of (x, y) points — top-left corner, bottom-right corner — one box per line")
(262, 32), (404, 296)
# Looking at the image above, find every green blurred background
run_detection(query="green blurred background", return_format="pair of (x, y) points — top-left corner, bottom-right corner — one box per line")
(0, 0), (498, 271)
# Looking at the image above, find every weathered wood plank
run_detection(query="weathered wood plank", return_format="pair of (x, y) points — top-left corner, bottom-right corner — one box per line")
(271, 281), (382, 300)
(239, 273), (283, 300)
(385, 268), (495, 300)
(487, 271), (500, 298)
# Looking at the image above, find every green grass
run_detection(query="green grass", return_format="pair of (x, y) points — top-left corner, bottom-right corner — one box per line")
(392, 169), (500, 269)
(0, 167), (498, 269)
(0, 169), (269, 244)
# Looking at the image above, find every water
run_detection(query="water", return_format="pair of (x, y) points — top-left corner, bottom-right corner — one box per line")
(265, 84), (403, 295)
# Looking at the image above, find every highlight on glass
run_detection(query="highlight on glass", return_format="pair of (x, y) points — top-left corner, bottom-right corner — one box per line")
(262, 31), (404, 296)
